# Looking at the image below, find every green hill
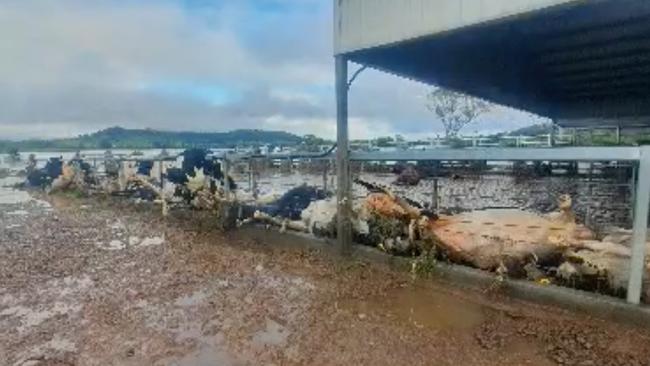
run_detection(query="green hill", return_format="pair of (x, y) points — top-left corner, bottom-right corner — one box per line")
(504, 123), (553, 137)
(1, 127), (304, 151)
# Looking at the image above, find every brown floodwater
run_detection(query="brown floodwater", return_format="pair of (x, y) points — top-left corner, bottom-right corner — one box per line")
(156, 334), (242, 366)
(160, 345), (238, 366)
(343, 284), (489, 331)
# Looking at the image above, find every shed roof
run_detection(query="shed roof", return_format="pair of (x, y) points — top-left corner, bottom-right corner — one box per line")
(335, 0), (650, 127)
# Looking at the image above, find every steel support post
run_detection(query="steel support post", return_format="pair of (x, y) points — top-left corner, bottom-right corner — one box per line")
(628, 147), (650, 304)
(573, 128), (578, 146)
(248, 160), (253, 191)
(335, 56), (352, 254)
(223, 156), (231, 199)
(159, 160), (164, 189)
(432, 178), (439, 213)
(322, 161), (328, 192)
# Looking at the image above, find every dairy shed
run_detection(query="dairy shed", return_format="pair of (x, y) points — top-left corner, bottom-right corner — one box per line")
(333, 0), (650, 304)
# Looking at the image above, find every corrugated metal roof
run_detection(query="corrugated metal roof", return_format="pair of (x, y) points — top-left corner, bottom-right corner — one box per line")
(336, 0), (650, 127)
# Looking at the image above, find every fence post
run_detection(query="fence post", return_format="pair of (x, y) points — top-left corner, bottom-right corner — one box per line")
(432, 178), (439, 213)
(322, 160), (328, 192)
(627, 147), (650, 304)
(223, 156), (231, 199)
(248, 159), (253, 191)
(250, 159), (258, 200)
(335, 56), (352, 254)
(159, 160), (164, 189)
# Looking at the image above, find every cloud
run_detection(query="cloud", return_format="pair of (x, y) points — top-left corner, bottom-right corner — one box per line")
(0, 0), (543, 141)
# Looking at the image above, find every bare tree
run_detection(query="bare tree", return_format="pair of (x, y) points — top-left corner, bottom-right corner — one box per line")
(426, 89), (490, 138)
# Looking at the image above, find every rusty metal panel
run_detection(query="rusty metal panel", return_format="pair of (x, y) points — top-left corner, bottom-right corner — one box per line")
(334, 0), (578, 54)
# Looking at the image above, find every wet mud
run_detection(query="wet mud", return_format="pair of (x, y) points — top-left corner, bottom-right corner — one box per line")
(2, 189), (650, 365)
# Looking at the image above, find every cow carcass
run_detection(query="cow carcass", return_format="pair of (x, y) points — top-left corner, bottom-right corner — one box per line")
(429, 195), (593, 273)
(26, 157), (63, 188)
(165, 149), (236, 205)
(558, 234), (650, 300)
(258, 185), (328, 221)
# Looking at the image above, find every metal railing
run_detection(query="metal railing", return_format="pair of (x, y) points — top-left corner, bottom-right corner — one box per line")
(349, 145), (650, 305)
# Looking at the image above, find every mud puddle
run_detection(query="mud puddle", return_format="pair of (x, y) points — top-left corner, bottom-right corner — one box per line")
(252, 318), (289, 347)
(507, 339), (556, 366)
(161, 345), (238, 366)
(0, 176), (51, 208)
(0, 177), (32, 205)
(343, 284), (489, 331)
(156, 334), (242, 366)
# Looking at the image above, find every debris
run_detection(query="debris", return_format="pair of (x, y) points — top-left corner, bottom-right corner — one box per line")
(253, 211), (309, 233)
(300, 197), (369, 238)
(394, 164), (421, 186)
(259, 185), (328, 220)
(166, 168), (190, 185)
(538, 278), (551, 286)
(523, 262), (546, 282)
(557, 262), (579, 281)
(103, 151), (120, 178)
(301, 197), (337, 235)
(117, 162), (138, 191)
(365, 193), (419, 221)
(0, 168), (10, 179)
(127, 176), (169, 216)
(178, 149), (236, 190)
(138, 236), (165, 248)
(49, 164), (77, 193)
(26, 158), (63, 188)
(4, 147), (21, 164)
(561, 240), (635, 294)
(136, 160), (154, 176)
(26, 154), (37, 173)
(44, 157), (97, 195)
(355, 178), (434, 219)
(105, 240), (126, 251)
(164, 149), (236, 207)
(187, 168), (208, 194)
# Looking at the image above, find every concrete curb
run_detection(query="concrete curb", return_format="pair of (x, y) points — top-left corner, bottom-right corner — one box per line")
(236, 226), (650, 328)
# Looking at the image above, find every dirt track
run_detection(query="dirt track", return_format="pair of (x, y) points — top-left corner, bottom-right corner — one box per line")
(2, 193), (650, 366)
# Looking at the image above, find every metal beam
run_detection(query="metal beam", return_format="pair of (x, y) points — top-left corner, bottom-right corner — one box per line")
(335, 56), (352, 255)
(628, 147), (650, 304)
(555, 95), (650, 119)
(548, 64), (650, 85)
(539, 38), (650, 66)
(351, 147), (642, 162)
(538, 16), (650, 53)
(521, 1), (650, 39)
(557, 117), (650, 129)
(545, 53), (650, 77)
(559, 87), (649, 100)
(555, 76), (650, 93)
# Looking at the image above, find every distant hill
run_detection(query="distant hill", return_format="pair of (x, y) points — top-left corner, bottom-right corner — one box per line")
(1, 127), (304, 151)
(504, 123), (553, 137)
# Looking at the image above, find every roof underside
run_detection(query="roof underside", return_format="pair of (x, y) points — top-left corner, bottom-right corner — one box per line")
(339, 0), (650, 127)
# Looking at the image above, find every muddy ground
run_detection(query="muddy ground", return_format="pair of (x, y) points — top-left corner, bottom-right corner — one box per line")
(2, 193), (650, 366)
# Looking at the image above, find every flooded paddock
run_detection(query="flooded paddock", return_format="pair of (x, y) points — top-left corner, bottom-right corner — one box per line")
(3, 152), (650, 365)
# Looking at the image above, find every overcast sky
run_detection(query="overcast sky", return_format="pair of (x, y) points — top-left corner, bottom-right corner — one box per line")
(0, 0), (546, 141)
